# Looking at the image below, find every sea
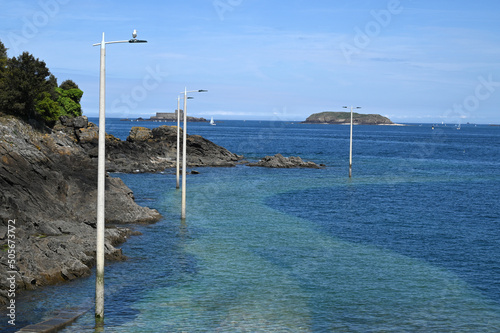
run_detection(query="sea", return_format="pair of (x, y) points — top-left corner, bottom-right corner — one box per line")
(3, 118), (500, 332)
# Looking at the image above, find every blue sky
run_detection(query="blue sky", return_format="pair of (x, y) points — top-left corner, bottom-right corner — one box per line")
(1, 0), (500, 123)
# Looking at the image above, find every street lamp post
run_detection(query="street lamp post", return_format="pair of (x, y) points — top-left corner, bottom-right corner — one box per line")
(176, 96), (181, 189)
(92, 30), (147, 320)
(180, 88), (207, 219)
(343, 106), (361, 178)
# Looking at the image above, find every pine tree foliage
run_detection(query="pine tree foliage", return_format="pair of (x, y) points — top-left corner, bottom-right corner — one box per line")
(0, 39), (84, 126)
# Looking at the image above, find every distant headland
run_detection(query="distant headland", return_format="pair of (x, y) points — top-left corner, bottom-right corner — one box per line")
(121, 112), (207, 123)
(302, 111), (394, 125)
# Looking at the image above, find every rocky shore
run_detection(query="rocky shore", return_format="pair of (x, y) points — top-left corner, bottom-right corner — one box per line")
(104, 125), (243, 173)
(57, 119), (243, 173)
(0, 115), (161, 304)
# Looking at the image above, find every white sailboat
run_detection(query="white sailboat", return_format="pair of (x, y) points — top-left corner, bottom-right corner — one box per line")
(210, 117), (216, 126)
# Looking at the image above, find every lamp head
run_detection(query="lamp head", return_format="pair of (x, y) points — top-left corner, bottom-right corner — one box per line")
(129, 29), (147, 43)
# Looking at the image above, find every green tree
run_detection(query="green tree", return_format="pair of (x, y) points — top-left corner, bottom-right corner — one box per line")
(0, 41), (8, 113)
(35, 92), (61, 123)
(2, 52), (57, 120)
(0, 41), (6, 59)
(56, 86), (83, 118)
(59, 79), (79, 91)
(0, 40), (84, 126)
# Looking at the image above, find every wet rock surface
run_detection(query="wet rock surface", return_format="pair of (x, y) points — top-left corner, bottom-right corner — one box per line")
(248, 153), (322, 168)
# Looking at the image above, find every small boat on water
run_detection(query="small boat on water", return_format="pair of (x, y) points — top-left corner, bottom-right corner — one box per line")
(210, 117), (216, 126)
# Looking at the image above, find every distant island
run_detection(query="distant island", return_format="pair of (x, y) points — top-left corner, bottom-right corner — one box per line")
(302, 111), (394, 125)
(121, 112), (207, 123)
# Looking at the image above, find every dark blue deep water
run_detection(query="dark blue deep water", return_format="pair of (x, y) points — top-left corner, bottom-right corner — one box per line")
(5, 119), (500, 332)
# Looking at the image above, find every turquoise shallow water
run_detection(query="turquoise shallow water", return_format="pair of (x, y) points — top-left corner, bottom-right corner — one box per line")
(5, 120), (500, 332)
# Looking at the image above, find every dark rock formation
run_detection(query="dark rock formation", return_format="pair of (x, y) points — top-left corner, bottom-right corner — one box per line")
(80, 125), (243, 173)
(60, 115), (88, 129)
(0, 115), (161, 304)
(303, 111), (393, 125)
(127, 126), (153, 142)
(248, 154), (322, 168)
(184, 134), (243, 167)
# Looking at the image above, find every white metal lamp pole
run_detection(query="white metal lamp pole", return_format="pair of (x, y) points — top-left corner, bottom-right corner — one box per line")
(181, 89), (187, 219)
(180, 88), (207, 219)
(176, 96), (181, 189)
(343, 106), (361, 178)
(92, 30), (147, 320)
